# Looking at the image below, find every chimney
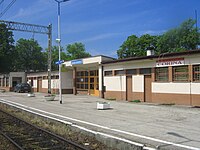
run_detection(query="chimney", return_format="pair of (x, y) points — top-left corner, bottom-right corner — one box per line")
(146, 45), (155, 56)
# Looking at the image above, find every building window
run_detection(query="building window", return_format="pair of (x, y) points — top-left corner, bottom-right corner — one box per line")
(90, 70), (96, 76)
(139, 68), (151, 75)
(173, 66), (188, 81)
(104, 71), (112, 76)
(43, 76), (48, 79)
(126, 69), (137, 75)
(155, 67), (168, 82)
(193, 64), (200, 81)
(76, 71), (89, 90)
(114, 70), (125, 76)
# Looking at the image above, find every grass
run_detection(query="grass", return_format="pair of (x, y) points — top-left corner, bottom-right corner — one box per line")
(160, 103), (175, 106)
(130, 100), (141, 103)
(105, 98), (116, 101)
(0, 104), (115, 150)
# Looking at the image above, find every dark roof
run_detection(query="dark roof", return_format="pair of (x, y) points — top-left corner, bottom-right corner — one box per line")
(102, 49), (200, 64)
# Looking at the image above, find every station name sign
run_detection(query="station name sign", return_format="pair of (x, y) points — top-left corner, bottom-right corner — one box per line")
(71, 59), (83, 65)
(156, 58), (184, 67)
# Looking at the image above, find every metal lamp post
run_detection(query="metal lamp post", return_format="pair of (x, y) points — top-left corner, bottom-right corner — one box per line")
(54, 0), (69, 104)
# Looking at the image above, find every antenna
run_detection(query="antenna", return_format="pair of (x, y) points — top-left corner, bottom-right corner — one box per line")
(195, 10), (198, 49)
(195, 9), (198, 30)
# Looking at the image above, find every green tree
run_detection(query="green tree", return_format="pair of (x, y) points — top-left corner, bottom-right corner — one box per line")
(66, 42), (91, 59)
(117, 34), (158, 59)
(117, 35), (138, 59)
(157, 18), (200, 53)
(50, 46), (68, 71)
(50, 43), (91, 71)
(138, 34), (158, 54)
(117, 18), (200, 58)
(0, 23), (15, 73)
(15, 38), (46, 72)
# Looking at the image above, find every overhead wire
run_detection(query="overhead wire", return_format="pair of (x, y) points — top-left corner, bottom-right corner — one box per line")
(0, 0), (4, 15)
(0, 0), (16, 18)
(0, 0), (4, 5)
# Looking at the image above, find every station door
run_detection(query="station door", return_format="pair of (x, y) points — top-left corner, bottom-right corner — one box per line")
(126, 76), (132, 101)
(89, 70), (99, 96)
(144, 75), (152, 102)
(76, 70), (99, 96)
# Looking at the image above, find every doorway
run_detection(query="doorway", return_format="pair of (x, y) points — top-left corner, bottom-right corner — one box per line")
(89, 70), (99, 96)
(37, 78), (42, 92)
(126, 76), (132, 101)
(144, 75), (152, 102)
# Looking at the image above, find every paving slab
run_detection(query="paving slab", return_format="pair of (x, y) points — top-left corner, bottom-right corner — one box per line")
(0, 92), (200, 150)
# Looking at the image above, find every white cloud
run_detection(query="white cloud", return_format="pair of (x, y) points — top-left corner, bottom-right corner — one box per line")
(138, 30), (166, 36)
(8, 0), (54, 21)
(79, 32), (122, 43)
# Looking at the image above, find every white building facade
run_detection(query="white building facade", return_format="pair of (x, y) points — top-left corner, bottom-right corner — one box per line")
(102, 50), (200, 106)
(1, 50), (200, 106)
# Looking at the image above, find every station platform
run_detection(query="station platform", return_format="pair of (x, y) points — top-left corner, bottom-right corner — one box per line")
(0, 92), (200, 150)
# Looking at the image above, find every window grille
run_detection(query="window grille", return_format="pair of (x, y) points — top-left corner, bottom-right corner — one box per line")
(139, 68), (151, 75)
(155, 67), (168, 81)
(76, 71), (89, 89)
(173, 66), (188, 81)
(126, 69), (137, 75)
(193, 65), (200, 81)
(115, 70), (125, 76)
(104, 71), (112, 76)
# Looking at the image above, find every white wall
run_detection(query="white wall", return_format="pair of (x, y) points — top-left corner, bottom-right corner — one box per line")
(41, 72), (73, 89)
(83, 56), (101, 64)
(132, 75), (144, 92)
(104, 60), (155, 71)
(152, 82), (200, 94)
(33, 80), (37, 88)
(103, 54), (200, 72)
(104, 76), (126, 91)
(191, 83), (200, 94)
(184, 55), (200, 65)
(61, 71), (73, 89)
(42, 79), (59, 89)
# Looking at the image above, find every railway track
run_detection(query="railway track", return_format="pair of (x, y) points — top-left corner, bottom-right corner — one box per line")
(0, 109), (89, 150)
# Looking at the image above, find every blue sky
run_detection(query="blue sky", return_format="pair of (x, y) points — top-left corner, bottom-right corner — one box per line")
(1, 0), (200, 58)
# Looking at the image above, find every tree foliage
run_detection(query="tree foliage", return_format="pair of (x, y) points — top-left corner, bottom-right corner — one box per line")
(0, 23), (15, 73)
(50, 46), (68, 71)
(49, 43), (91, 71)
(15, 38), (47, 72)
(117, 34), (158, 59)
(157, 18), (200, 54)
(66, 42), (91, 60)
(117, 18), (200, 59)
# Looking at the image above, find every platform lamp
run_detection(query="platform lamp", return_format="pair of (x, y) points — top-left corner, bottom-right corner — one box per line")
(54, 0), (70, 104)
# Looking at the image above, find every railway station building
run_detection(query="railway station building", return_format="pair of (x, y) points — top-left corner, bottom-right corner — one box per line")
(0, 72), (26, 91)
(0, 50), (200, 106)
(102, 50), (200, 106)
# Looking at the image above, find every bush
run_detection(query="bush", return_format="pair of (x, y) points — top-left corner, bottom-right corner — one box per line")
(130, 100), (141, 103)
